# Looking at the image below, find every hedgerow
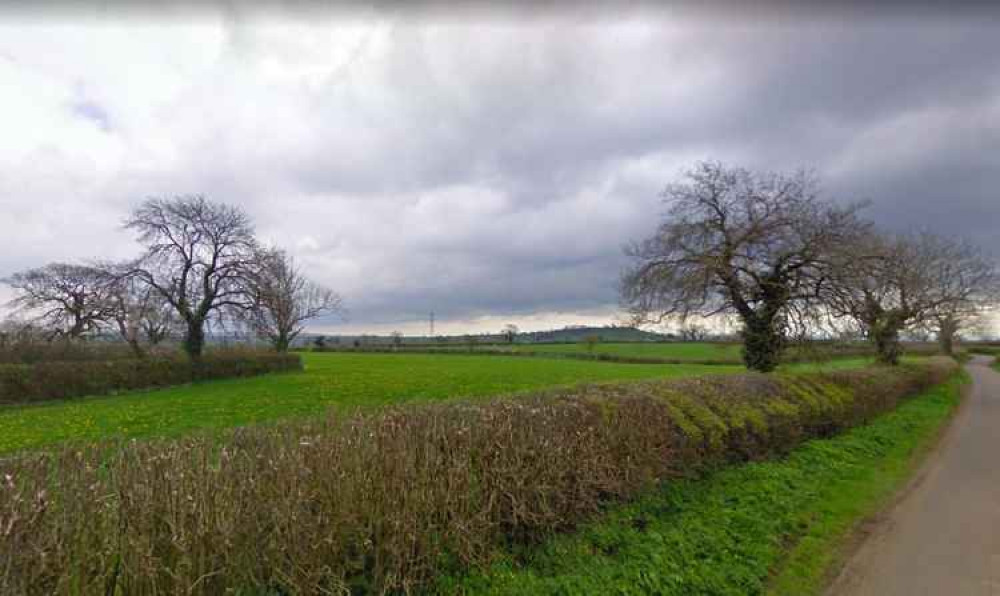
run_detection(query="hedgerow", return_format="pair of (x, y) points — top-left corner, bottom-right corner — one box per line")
(303, 342), (941, 366)
(0, 341), (141, 364)
(306, 344), (743, 365)
(441, 373), (966, 595)
(0, 351), (303, 405)
(0, 358), (954, 594)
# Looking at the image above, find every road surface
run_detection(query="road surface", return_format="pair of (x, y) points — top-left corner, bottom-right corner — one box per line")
(829, 355), (1000, 595)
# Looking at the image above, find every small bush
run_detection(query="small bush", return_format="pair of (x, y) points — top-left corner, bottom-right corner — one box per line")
(0, 358), (955, 594)
(0, 352), (303, 405)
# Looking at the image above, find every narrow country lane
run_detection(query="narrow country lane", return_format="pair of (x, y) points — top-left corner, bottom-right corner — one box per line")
(830, 355), (1000, 595)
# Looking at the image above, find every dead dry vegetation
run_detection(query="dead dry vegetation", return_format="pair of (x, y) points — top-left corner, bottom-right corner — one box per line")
(0, 358), (955, 594)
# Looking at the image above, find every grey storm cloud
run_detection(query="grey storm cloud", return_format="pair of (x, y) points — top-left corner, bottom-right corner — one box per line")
(1, 8), (998, 333)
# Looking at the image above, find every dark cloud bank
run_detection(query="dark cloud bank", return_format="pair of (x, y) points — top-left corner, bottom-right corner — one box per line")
(0, 7), (998, 333)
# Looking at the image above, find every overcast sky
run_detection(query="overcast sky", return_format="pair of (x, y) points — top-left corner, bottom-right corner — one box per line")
(1, 5), (998, 335)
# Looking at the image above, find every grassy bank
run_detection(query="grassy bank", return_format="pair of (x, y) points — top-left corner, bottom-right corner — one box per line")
(440, 371), (966, 595)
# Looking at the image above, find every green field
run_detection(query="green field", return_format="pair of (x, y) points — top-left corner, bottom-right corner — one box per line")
(511, 341), (744, 360)
(0, 352), (879, 454)
(0, 352), (738, 453)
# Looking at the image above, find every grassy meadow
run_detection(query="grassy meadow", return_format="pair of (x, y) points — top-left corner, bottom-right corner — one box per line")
(0, 352), (737, 453)
(511, 341), (744, 360)
(373, 340), (894, 364)
(0, 350), (883, 454)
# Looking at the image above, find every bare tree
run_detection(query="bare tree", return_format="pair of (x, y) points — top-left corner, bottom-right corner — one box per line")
(678, 323), (708, 342)
(124, 195), (260, 359)
(100, 265), (180, 357)
(823, 231), (996, 363)
(621, 161), (868, 372)
(247, 249), (342, 352)
(0, 317), (40, 349)
(389, 330), (404, 348)
(501, 323), (519, 344)
(925, 240), (998, 356)
(2, 263), (116, 340)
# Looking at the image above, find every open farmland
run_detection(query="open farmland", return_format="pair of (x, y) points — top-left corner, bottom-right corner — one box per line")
(336, 340), (895, 364)
(0, 352), (738, 453)
(512, 341), (744, 360)
(0, 351), (881, 454)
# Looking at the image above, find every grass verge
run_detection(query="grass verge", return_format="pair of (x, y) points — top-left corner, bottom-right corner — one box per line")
(438, 371), (967, 595)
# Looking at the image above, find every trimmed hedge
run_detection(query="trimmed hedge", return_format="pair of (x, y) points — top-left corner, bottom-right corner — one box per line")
(0, 352), (303, 405)
(0, 358), (955, 594)
(0, 342), (141, 365)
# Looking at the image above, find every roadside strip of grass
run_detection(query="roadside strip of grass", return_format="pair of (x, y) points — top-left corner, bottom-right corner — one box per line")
(438, 371), (967, 595)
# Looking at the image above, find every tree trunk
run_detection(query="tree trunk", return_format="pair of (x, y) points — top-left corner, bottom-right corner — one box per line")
(127, 338), (146, 359)
(274, 333), (290, 353)
(68, 316), (87, 340)
(117, 320), (146, 359)
(184, 319), (206, 359)
(740, 310), (785, 373)
(871, 312), (906, 365)
(938, 316), (958, 356)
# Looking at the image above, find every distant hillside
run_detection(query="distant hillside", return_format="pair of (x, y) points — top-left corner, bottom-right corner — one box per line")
(519, 326), (669, 343)
(296, 325), (672, 347)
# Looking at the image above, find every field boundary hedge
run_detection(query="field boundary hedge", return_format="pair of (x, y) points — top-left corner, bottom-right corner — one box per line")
(0, 358), (955, 594)
(0, 352), (303, 405)
(302, 342), (945, 366)
(305, 344), (744, 365)
(301, 345), (905, 366)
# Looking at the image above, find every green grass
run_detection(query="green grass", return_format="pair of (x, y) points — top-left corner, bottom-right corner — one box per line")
(438, 372), (966, 595)
(0, 352), (878, 455)
(511, 342), (745, 361)
(0, 353), (739, 454)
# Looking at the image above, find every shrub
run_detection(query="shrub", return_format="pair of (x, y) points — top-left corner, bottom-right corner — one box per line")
(0, 358), (955, 594)
(0, 341), (143, 364)
(0, 352), (303, 405)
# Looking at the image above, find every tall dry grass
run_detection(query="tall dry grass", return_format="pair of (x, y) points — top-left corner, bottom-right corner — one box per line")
(0, 359), (955, 594)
